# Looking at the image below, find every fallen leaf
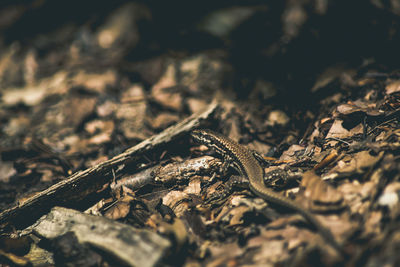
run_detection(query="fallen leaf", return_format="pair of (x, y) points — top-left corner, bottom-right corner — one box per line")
(326, 119), (363, 140)
(300, 171), (344, 212)
(151, 64), (183, 111)
(385, 80), (400, 95)
(150, 113), (180, 130)
(104, 201), (131, 220)
(280, 144), (305, 161)
(332, 150), (383, 174)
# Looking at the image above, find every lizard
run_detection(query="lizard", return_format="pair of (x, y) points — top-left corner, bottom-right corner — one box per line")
(191, 129), (347, 257)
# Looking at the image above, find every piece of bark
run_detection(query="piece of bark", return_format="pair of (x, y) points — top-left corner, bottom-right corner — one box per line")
(0, 101), (219, 230)
(26, 207), (170, 267)
(110, 155), (222, 192)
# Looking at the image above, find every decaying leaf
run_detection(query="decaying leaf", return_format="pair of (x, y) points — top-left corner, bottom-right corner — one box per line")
(331, 150), (384, 175)
(325, 119), (363, 141)
(301, 171), (344, 212)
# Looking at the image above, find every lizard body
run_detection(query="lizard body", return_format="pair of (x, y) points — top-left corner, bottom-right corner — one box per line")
(191, 129), (346, 257)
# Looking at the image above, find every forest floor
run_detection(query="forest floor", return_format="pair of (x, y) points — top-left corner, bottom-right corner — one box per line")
(0, 1), (400, 266)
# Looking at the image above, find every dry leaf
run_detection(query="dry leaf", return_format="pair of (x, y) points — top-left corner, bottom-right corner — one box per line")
(326, 119), (363, 140)
(163, 190), (190, 218)
(104, 201), (131, 220)
(332, 150), (383, 174)
(151, 64), (183, 111)
(280, 144), (305, 161)
(150, 113), (180, 130)
(301, 171), (344, 212)
(385, 80), (400, 95)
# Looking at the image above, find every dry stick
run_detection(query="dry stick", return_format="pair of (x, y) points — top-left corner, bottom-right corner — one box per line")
(110, 156), (222, 191)
(0, 102), (219, 230)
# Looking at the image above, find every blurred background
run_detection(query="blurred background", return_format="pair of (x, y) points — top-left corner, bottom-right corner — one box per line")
(1, 0), (399, 100)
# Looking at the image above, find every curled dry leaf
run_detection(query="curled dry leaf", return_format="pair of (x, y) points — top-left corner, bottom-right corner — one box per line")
(184, 177), (202, 195)
(85, 120), (114, 145)
(180, 55), (229, 94)
(2, 71), (68, 106)
(162, 190), (191, 218)
(247, 139), (272, 156)
(338, 181), (374, 215)
(42, 96), (97, 130)
(300, 171), (344, 212)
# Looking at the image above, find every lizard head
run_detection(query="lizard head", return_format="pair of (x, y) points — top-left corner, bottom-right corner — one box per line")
(191, 129), (214, 146)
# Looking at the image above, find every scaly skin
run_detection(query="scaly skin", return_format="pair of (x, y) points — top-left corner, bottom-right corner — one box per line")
(191, 129), (346, 257)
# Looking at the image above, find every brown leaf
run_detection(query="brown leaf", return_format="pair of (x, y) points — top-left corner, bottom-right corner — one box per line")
(58, 96), (97, 127)
(229, 206), (249, 226)
(333, 150), (383, 174)
(85, 120), (114, 145)
(163, 190), (190, 218)
(104, 201), (131, 220)
(300, 171), (344, 212)
(247, 140), (272, 156)
(116, 85), (148, 139)
(151, 64), (183, 111)
(2, 71), (68, 106)
(150, 113), (180, 130)
(385, 80), (400, 95)
(187, 98), (208, 114)
(326, 119), (363, 140)
(335, 100), (383, 116)
(72, 70), (117, 93)
(280, 144), (305, 161)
